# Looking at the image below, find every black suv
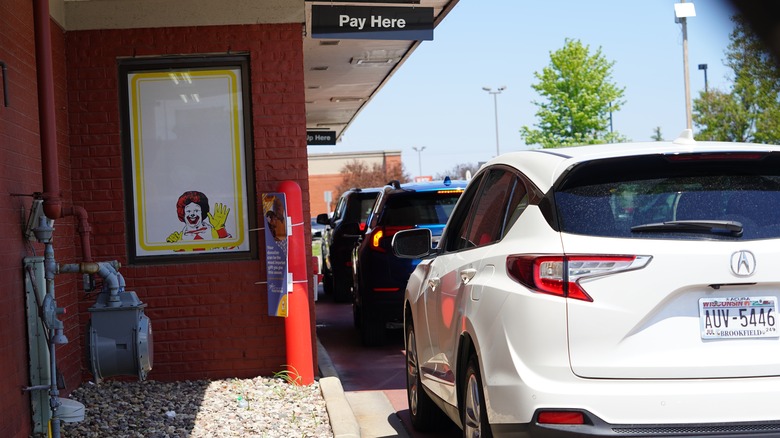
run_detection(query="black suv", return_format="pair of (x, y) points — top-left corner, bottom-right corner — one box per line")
(316, 187), (382, 302)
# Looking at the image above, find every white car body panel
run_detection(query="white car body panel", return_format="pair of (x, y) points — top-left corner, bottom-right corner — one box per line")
(562, 233), (780, 379)
(403, 139), (780, 433)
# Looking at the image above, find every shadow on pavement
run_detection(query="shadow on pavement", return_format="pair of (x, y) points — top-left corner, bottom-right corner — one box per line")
(315, 289), (460, 437)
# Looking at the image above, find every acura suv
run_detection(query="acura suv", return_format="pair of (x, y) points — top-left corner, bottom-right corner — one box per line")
(394, 131), (780, 437)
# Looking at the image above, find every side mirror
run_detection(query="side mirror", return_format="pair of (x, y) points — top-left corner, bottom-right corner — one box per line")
(392, 228), (433, 259)
(316, 213), (331, 226)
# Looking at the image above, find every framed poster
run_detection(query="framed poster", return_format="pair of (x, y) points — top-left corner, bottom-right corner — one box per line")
(119, 56), (256, 263)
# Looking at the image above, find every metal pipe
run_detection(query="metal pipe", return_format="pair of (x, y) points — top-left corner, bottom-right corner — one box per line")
(62, 206), (93, 262)
(33, 0), (61, 220)
(41, 231), (63, 438)
(33, 0), (94, 263)
(0, 60), (8, 107)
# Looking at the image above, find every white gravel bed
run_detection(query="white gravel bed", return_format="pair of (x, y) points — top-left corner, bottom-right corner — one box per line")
(59, 377), (334, 437)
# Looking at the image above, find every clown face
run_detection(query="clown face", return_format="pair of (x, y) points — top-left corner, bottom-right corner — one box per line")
(183, 202), (204, 230)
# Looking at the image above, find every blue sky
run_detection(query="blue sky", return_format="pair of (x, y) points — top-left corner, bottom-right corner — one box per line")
(308, 0), (739, 178)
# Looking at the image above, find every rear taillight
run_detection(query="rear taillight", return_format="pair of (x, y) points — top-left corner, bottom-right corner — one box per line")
(368, 226), (413, 252)
(506, 254), (651, 302)
(537, 410), (585, 425)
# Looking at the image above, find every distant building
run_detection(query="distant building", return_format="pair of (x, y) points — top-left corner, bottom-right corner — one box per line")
(308, 150), (402, 216)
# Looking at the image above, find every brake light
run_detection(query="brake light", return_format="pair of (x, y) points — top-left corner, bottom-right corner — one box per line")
(666, 152), (766, 161)
(368, 226), (413, 252)
(506, 254), (650, 302)
(537, 410), (585, 425)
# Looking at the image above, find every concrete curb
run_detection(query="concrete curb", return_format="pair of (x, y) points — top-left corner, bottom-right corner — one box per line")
(317, 338), (361, 437)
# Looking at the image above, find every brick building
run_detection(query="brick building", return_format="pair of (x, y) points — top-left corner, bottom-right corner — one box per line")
(307, 150), (402, 217)
(0, 0), (457, 435)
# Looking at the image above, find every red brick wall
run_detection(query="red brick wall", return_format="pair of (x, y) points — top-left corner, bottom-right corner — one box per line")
(65, 24), (312, 381)
(0, 4), (78, 437)
(308, 154), (403, 216)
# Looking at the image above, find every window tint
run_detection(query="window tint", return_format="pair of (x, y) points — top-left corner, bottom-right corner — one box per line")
(463, 170), (516, 247)
(345, 194), (378, 224)
(332, 195), (347, 221)
(445, 173), (485, 252)
(444, 168), (528, 251)
(556, 155), (780, 240)
(380, 191), (461, 226)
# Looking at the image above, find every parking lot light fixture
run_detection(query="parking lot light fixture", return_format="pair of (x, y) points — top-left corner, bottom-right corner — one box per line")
(412, 146), (426, 178)
(482, 86), (506, 157)
(674, 2), (696, 130)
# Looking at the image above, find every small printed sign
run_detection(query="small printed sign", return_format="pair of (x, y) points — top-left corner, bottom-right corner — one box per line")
(263, 193), (289, 317)
(307, 130), (337, 145)
(312, 5), (433, 41)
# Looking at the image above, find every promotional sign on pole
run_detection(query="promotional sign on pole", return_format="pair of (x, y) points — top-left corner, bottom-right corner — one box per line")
(262, 193), (289, 317)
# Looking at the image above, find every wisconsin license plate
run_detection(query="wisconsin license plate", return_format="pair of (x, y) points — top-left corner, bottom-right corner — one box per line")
(699, 296), (778, 339)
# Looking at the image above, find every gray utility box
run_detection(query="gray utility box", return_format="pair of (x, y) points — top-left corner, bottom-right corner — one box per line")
(87, 291), (153, 382)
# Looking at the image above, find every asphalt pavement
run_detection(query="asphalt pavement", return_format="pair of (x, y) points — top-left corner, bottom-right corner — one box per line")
(315, 286), (461, 438)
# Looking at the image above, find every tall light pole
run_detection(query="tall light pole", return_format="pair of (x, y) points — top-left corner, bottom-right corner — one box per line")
(674, 2), (696, 130)
(482, 86), (506, 156)
(412, 146), (426, 178)
(698, 63), (708, 93)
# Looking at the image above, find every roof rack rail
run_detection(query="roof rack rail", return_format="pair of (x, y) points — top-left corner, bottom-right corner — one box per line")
(386, 180), (402, 189)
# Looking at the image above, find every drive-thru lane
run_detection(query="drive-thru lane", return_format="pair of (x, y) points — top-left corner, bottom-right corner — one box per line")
(315, 289), (461, 438)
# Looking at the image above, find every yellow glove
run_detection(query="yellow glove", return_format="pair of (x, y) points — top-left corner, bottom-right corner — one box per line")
(208, 203), (230, 230)
(166, 231), (182, 243)
(209, 203), (230, 239)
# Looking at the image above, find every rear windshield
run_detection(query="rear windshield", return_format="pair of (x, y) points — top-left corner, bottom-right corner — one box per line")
(379, 191), (462, 226)
(554, 153), (780, 240)
(344, 193), (379, 224)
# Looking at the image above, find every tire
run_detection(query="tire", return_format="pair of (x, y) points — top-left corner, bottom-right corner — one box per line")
(333, 279), (351, 303)
(352, 302), (362, 329)
(322, 266), (333, 297)
(360, 306), (386, 347)
(406, 321), (442, 432)
(462, 354), (492, 438)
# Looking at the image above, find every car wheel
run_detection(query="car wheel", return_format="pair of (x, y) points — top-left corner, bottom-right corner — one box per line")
(322, 266), (333, 296)
(352, 302), (362, 329)
(462, 354), (492, 438)
(406, 321), (441, 432)
(333, 277), (351, 303)
(360, 306), (386, 347)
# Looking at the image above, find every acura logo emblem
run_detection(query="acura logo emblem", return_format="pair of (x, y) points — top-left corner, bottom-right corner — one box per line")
(730, 250), (756, 277)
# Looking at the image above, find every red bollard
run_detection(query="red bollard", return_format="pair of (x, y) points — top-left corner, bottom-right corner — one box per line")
(276, 181), (315, 385)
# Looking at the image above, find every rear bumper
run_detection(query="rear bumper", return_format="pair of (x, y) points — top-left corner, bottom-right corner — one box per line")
(492, 415), (780, 437)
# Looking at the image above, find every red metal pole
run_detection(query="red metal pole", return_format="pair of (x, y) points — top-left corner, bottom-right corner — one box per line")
(276, 181), (315, 385)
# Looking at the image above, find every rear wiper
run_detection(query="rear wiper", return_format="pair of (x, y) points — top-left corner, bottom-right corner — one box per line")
(630, 220), (743, 237)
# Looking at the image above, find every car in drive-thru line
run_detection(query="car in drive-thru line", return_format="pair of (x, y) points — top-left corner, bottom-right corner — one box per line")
(317, 186), (382, 302)
(351, 177), (466, 346)
(393, 131), (780, 437)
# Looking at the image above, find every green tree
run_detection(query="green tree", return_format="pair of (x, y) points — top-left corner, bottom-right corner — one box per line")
(335, 159), (409, 195)
(520, 38), (627, 148)
(693, 15), (780, 142)
(651, 126), (664, 141)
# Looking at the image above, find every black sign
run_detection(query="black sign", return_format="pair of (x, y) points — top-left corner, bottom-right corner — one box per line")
(307, 0), (420, 3)
(311, 5), (433, 41)
(307, 130), (337, 146)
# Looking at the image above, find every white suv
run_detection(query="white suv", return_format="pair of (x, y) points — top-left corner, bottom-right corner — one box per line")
(393, 131), (780, 437)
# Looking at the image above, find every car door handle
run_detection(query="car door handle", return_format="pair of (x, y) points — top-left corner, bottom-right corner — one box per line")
(427, 277), (440, 292)
(460, 268), (477, 285)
